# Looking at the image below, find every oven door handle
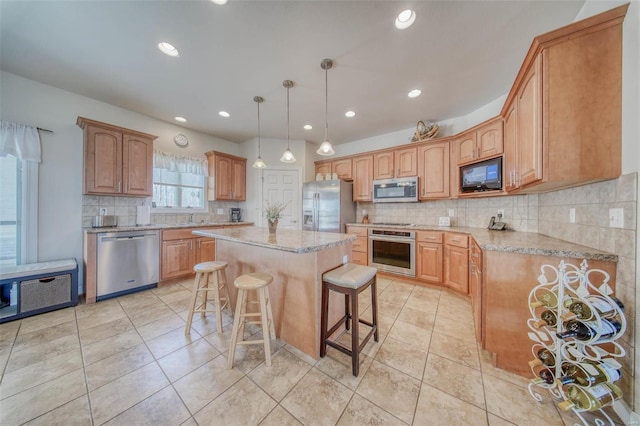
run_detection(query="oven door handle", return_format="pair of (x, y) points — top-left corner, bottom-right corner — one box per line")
(369, 236), (415, 244)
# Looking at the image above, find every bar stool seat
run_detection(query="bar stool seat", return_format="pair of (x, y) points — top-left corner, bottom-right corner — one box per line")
(227, 272), (276, 369)
(320, 263), (378, 376)
(185, 260), (231, 335)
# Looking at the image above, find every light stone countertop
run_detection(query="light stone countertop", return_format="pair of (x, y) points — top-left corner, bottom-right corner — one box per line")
(347, 223), (617, 262)
(193, 226), (357, 254)
(83, 221), (253, 234)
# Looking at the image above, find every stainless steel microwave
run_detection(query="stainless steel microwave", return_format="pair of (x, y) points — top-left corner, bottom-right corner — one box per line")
(372, 176), (418, 203)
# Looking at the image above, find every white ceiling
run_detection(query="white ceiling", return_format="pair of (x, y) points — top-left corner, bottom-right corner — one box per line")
(0, 0), (585, 146)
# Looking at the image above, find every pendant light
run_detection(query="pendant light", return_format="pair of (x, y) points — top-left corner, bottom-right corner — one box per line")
(252, 96), (267, 169)
(317, 58), (336, 156)
(280, 80), (296, 163)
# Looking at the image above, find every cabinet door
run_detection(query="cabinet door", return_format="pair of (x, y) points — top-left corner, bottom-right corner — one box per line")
(332, 158), (353, 180)
(456, 133), (477, 165)
(315, 161), (332, 176)
(503, 103), (518, 191)
(395, 146), (418, 177)
(161, 239), (195, 280)
(445, 245), (469, 294)
(417, 242), (443, 284)
(196, 238), (216, 264)
(418, 142), (450, 200)
(373, 151), (394, 180)
(122, 134), (153, 196)
(231, 158), (246, 200)
(476, 120), (503, 160)
(215, 155), (233, 200)
(352, 155), (373, 202)
(84, 126), (122, 194)
(469, 240), (483, 343)
(516, 55), (543, 188)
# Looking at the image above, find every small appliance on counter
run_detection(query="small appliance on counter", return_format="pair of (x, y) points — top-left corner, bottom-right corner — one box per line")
(136, 206), (151, 226)
(230, 208), (242, 223)
(92, 215), (117, 228)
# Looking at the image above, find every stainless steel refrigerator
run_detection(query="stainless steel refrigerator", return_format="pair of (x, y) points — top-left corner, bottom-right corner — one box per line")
(302, 180), (356, 233)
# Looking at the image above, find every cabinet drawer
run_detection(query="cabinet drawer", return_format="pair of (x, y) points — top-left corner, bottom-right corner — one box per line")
(352, 251), (368, 266)
(417, 231), (443, 243)
(162, 226), (221, 241)
(346, 226), (368, 237)
(352, 236), (368, 252)
(444, 233), (468, 248)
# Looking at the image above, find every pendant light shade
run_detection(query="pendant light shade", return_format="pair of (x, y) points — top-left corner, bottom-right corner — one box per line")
(317, 58), (336, 156)
(280, 80), (297, 163)
(252, 96), (267, 169)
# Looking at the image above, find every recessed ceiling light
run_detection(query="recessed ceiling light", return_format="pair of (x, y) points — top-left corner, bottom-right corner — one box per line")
(395, 9), (416, 30)
(158, 42), (179, 57)
(174, 116), (187, 123)
(303, 124), (313, 130)
(210, 0), (228, 4)
(219, 111), (230, 118)
(408, 89), (422, 98)
(345, 111), (356, 118)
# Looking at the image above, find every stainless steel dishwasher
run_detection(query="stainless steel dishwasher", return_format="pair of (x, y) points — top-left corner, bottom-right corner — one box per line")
(96, 230), (159, 300)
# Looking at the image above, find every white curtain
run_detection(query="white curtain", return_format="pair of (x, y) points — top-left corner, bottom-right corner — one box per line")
(153, 150), (208, 176)
(0, 121), (42, 162)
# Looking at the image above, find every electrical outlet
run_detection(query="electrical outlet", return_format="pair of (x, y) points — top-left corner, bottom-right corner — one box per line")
(497, 209), (504, 219)
(217, 208), (224, 214)
(448, 209), (455, 217)
(343, 255), (348, 264)
(569, 208), (576, 223)
(99, 208), (107, 215)
(609, 208), (624, 228)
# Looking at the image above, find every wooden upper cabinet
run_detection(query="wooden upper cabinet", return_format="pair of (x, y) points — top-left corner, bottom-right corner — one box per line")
(395, 146), (418, 177)
(516, 56), (543, 189)
(206, 151), (247, 201)
(352, 154), (373, 202)
(77, 117), (156, 196)
(374, 147), (417, 180)
(331, 158), (353, 180)
(315, 161), (332, 177)
(455, 118), (503, 166)
(373, 151), (394, 180)
(501, 5), (626, 193)
(418, 142), (450, 200)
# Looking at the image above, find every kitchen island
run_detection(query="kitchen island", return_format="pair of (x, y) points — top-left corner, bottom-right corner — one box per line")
(193, 226), (357, 359)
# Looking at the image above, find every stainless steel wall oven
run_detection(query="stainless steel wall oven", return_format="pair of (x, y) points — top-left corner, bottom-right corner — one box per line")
(368, 228), (416, 277)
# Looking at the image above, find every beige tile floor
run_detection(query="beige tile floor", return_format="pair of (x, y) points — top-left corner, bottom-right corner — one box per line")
(0, 275), (621, 425)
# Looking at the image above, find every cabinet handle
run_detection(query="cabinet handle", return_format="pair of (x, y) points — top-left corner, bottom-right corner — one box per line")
(477, 147), (480, 159)
(190, 241), (193, 250)
(118, 181), (121, 193)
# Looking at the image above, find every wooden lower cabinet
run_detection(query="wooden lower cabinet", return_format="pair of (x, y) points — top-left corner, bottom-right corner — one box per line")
(416, 243), (443, 283)
(444, 233), (469, 294)
(483, 251), (617, 377)
(160, 227), (221, 281)
(469, 239), (483, 344)
(346, 225), (368, 266)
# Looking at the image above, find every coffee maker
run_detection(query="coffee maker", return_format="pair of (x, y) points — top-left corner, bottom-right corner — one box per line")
(230, 208), (241, 223)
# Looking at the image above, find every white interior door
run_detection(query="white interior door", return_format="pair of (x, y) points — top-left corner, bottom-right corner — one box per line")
(262, 169), (300, 229)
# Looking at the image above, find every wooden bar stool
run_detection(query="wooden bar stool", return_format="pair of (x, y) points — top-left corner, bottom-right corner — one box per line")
(320, 263), (378, 376)
(227, 272), (276, 369)
(184, 260), (231, 335)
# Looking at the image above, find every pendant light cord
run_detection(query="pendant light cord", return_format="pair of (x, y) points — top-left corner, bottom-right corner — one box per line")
(287, 85), (290, 150)
(324, 65), (329, 141)
(257, 100), (261, 155)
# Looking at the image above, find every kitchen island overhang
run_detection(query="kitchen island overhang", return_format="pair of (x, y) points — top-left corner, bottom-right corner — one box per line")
(193, 226), (358, 359)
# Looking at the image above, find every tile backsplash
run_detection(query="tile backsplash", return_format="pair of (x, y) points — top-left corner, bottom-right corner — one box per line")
(81, 196), (240, 228)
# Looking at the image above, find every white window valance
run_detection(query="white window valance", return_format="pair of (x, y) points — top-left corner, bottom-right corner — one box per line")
(153, 150), (208, 176)
(0, 121), (42, 162)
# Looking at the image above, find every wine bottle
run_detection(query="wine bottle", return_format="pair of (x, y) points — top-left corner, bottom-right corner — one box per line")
(530, 288), (572, 309)
(558, 360), (621, 386)
(561, 296), (624, 321)
(532, 310), (558, 329)
(556, 319), (622, 341)
(558, 382), (622, 411)
(528, 348), (556, 368)
(531, 368), (555, 384)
